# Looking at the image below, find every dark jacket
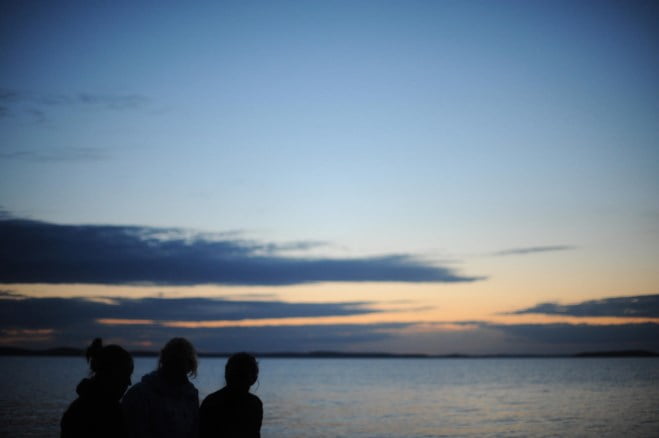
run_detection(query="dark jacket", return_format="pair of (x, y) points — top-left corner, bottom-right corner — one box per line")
(61, 378), (127, 438)
(200, 386), (262, 438)
(121, 370), (199, 438)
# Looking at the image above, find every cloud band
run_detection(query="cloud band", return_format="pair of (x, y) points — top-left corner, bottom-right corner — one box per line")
(0, 219), (482, 285)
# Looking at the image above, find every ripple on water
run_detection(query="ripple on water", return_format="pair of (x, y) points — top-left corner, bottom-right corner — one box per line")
(2, 357), (659, 438)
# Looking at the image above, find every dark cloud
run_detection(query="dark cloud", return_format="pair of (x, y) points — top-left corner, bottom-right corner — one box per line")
(490, 322), (659, 349)
(410, 321), (659, 354)
(492, 245), (576, 257)
(0, 292), (407, 352)
(171, 323), (410, 353)
(0, 88), (21, 103)
(0, 88), (149, 123)
(12, 321), (410, 353)
(0, 219), (482, 285)
(508, 294), (659, 318)
(2, 292), (658, 353)
(0, 147), (110, 162)
(0, 88), (149, 111)
(0, 294), (378, 329)
(75, 93), (149, 110)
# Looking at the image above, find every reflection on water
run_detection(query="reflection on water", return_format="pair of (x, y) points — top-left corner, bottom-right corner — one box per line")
(1, 356), (658, 437)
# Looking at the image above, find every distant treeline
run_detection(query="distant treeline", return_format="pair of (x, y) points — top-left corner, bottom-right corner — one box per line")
(0, 346), (657, 358)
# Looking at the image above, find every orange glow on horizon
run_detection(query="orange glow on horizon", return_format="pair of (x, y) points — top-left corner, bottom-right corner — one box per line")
(96, 318), (155, 325)
(95, 314), (659, 330)
(6, 283), (659, 336)
(0, 328), (55, 344)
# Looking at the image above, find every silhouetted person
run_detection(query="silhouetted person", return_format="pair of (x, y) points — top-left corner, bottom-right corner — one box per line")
(122, 337), (199, 438)
(61, 338), (134, 438)
(200, 352), (262, 438)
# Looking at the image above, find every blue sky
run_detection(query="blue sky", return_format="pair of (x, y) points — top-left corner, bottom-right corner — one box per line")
(1, 0), (658, 354)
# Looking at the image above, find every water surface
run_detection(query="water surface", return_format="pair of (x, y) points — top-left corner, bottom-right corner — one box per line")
(1, 356), (657, 437)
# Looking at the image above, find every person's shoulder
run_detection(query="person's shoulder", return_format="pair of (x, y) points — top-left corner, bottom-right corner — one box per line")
(127, 370), (160, 393)
(61, 396), (94, 434)
(200, 388), (229, 414)
(62, 397), (85, 419)
(183, 379), (199, 399)
(121, 379), (152, 407)
(246, 392), (262, 407)
(201, 387), (227, 405)
(123, 380), (145, 396)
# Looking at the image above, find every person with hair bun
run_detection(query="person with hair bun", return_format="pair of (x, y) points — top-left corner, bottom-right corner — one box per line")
(200, 352), (262, 438)
(122, 337), (200, 438)
(61, 338), (134, 438)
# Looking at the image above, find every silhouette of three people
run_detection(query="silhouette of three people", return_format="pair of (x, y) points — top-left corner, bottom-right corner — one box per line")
(62, 338), (263, 438)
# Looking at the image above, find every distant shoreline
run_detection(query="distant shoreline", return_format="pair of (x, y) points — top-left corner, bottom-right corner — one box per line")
(0, 346), (656, 359)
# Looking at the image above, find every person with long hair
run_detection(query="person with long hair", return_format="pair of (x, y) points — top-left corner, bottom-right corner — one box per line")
(122, 337), (199, 438)
(61, 338), (134, 438)
(200, 352), (262, 438)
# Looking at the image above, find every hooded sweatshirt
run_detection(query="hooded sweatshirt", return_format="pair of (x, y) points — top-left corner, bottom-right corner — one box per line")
(121, 370), (199, 438)
(200, 386), (262, 438)
(61, 378), (127, 438)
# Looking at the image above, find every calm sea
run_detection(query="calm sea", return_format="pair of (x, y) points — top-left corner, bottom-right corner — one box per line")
(0, 356), (657, 437)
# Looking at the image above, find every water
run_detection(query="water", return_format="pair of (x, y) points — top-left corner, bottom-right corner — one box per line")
(1, 356), (658, 437)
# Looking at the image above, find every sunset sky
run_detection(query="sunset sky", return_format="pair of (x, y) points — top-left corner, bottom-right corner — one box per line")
(1, 0), (658, 354)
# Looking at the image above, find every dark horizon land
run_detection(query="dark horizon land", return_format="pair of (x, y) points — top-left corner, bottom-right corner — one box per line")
(1, 345), (657, 359)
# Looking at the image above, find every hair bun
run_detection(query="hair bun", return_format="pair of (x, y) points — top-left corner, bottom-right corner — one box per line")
(86, 338), (104, 370)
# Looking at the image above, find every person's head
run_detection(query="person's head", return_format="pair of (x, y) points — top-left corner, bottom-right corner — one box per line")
(86, 338), (133, 400)
(225, 352), (258, 391)
(158, 337), (198, 381)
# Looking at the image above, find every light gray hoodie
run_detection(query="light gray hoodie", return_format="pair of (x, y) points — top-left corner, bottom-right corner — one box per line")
(122, 370), (199, 438)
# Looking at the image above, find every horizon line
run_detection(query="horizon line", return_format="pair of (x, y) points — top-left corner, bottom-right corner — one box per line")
(1, 346), (656, 359)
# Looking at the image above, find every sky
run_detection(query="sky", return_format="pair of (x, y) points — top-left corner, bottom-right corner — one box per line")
(1, 0), (658, 354)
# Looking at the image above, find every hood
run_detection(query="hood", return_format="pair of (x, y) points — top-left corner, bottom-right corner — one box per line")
(75, 378), (94, 397)
(140, 370), (198, 400)
(75, 377), (117, 403)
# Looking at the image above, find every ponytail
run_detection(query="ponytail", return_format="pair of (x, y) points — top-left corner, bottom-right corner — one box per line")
(86, 338), (104, 373)
(84, 338), (134, 377)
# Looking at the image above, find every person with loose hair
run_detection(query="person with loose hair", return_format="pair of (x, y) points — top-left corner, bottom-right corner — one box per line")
(122, 337), (199, 438)
(61, 338), (134, 438)
(200, 352), (263, 438)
